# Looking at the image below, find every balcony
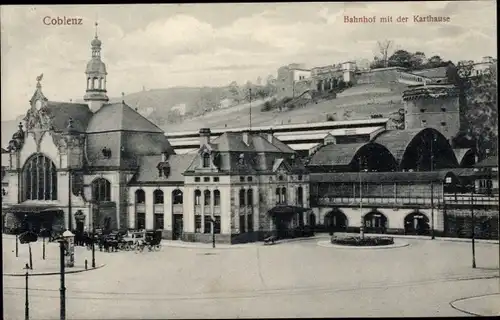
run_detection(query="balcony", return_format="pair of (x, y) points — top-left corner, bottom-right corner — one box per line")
(172, 204), (183, 214)
(154, 203), (164, 214)
(135, 203), (145, 213)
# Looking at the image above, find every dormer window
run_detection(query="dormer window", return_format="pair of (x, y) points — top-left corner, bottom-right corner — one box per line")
(202, 152), (210, 168)
(278, 175), (284, 181)
(157, 161), (170, 178)
(102, 147), (112, 158)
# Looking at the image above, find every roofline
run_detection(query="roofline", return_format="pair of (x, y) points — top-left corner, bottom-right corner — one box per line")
(86, 129), (165, 134)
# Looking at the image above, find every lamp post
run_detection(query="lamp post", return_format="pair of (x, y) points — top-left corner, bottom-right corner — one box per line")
(16, 231), (19, 257)
(470, 182), (476, 269)
(430, 132), (435, 239)
(359, 158), (367, 239)
(211, 216), (216, 249)
(24, 263), (30, 320)
(59, 239), (66, 320)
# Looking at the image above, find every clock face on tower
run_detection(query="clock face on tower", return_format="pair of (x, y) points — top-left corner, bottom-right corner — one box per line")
(35, 100), (42, 110)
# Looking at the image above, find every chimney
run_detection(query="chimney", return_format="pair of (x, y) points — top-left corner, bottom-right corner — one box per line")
(266, 128), (274, 143)
(242, 130), (250, 146)
(199, 128), (211, 146)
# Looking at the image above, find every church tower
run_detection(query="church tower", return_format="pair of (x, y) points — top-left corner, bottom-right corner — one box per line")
(84, 22), (109, 112)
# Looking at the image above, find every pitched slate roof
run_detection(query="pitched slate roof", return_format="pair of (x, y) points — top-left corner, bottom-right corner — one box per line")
(210, 132), (253, 152)
(129, 154), (197, 185)
(86, 102), (164, 133)
(45, 102), (93, 132)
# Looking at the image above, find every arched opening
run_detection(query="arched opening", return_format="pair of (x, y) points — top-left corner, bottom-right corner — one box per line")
(324, 209), (348, 234)
(308, 213), (316, 228)
(404, 211), (430, 235)
(281, 187), (287, 204)
(213, 190), (221, 206)
(171, 189), (183, 240)
(153, 189), (164, 204)
(91, 178), (111, 202)
(23, 154), (57, 201)
(363, 211), (388, 234)
(99, 77), (104, 89)
(135, 189), (146, 230)
(92, 77), (98, 89)
(297, 187), (304, 206)
(204, 189), (211, 206)
(194, 190), (201, 206)
(275, 188), (281, 204)
(247, 189), (254, 231)
(87, 77), (92, 90)
(247, 189), (253, 207)
(239, 189), (246, 207)
(172, 189), (183, 204)
(352, 143), (398, 172)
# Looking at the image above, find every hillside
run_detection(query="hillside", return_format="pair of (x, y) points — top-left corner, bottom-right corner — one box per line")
(0, 82), (407, 148)
(164, 82), (407, 133)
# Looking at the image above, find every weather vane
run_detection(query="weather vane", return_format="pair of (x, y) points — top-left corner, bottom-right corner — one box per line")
(36, 73), (43, 88)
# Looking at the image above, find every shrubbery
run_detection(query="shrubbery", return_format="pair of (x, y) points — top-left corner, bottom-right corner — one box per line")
(331, 235), (394, 246)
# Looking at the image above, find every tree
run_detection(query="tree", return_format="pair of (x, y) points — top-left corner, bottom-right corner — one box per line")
(370, 56), (385, 69)
(453, 61), (498, 159)
(377, 40), (393, 68)
(410, 51), (426, 70)
(388, 50), (413, 68)
(428, 55), (444, 68)
(228, 81), (240, 103)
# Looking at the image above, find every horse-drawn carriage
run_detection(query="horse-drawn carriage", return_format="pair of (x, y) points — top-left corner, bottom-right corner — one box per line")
(90, 229), (162, 253)
(134, 230), (162, 252)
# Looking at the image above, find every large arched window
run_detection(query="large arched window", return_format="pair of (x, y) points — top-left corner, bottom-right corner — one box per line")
(204, 190), (211, 206)
(281, 187), (287, 204)
(135, 189), (145, 204)
(154, 189), (164, 204)
(92, 178), (111, 202)
(297, 187), (303, 206)
(23, 154), (57, 201)
(172, 189), (183, 204)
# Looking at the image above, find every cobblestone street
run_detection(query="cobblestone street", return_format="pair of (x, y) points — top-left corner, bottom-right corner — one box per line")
(3, 235), (499, 319)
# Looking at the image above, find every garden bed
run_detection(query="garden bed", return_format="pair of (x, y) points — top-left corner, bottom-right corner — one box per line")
(331, 235), (394, 246)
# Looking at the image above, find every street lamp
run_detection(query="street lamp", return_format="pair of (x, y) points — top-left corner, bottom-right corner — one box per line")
(359, 158), (368, 240)
(58, 239), (66, 320)
(24, 263), (30, 320)
(470, 182), (476, 269)
(210, 216), (216, 249)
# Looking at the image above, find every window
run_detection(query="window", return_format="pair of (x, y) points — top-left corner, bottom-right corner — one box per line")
(214, 216), (221, 234)
(441, 122), (446, 126)
(240, 176), (245, 182)
(194, 190), (201, 206)
(276, 188), (281, 204)
(204, 216), (212, 233)
(204, 190), (211, 206)
(420, 108), (426, 113)
(136, 213), (146, 230)
(278, 175), (284, 181)
(239, 215), (246, 233)
(297, 187), (303, 205)
(154, 214), (164, 230)
(247, 189), (253, 207)
(153, 189), (164, 204)
(92, 178), (111, 202)
(441, 107), (447, 112)
(247, 176), (253, 182)
(202, 152), (211, 168)
(214, 177), (220, 182)
(281, 187), (287, 204)
(239, 189), (246, 207)
(421, 120), (427, 126)
(247, 213), (253, 231)
(23, 154), (57, 201)
(135, 189), (145, 204)
(195, 177), (201, 182)
(214, 190), (221, 206)
(298, 175), (303, 181)
(172, 189), (183, 204)
(204, 177), (210, 182)
(194, 215), (201, 233)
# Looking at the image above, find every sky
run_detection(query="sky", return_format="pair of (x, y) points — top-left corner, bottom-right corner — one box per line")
(1, 1), (497, 121)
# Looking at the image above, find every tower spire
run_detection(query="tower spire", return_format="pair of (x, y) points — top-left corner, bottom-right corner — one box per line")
(95, 21), (98, 38)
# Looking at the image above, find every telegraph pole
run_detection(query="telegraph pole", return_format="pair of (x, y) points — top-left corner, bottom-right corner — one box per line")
(471, 185), (476, 268)
(430, 132), (435, 239)
(24, 263), (30, 320)
(249, 88), (252, 131)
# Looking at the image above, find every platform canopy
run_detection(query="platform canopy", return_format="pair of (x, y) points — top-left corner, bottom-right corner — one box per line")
(3, 203), (64, 214)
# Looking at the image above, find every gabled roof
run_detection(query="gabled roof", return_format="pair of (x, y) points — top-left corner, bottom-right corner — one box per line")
(45, 101), (93, 132)
(129, 154), (197, 185)
(86, 102), (164, 133)
(210, 133), (252, 152)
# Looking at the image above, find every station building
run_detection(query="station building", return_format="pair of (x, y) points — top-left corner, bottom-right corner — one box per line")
(2, 32), (498, 242)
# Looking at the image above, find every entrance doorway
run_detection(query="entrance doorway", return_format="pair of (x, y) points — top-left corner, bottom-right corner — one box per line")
(404, 212), (430, 235)
(172, 214), (183, 240)
(364, 211), (388, 234)
(325, 210), (348, 234)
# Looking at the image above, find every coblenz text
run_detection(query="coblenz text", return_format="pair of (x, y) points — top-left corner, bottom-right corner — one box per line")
(43, 16), (83, 26)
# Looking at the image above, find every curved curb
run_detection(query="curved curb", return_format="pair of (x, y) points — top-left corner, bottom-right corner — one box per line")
(317, 240), (410, 249)
(3, 264), (106, 277)
(449, 293), (500, 316)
